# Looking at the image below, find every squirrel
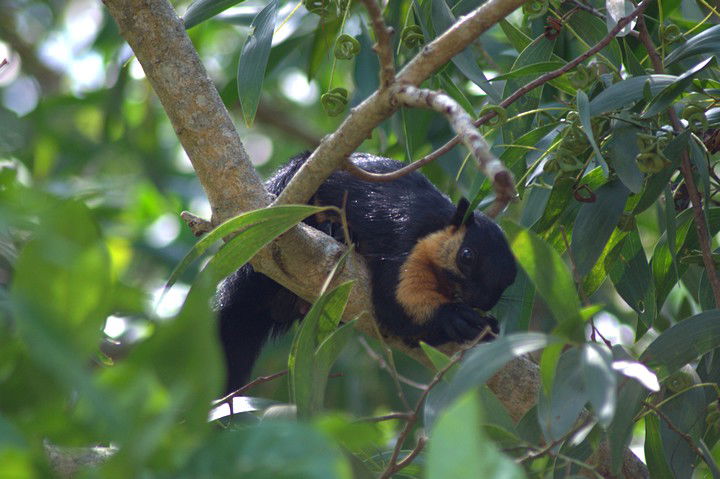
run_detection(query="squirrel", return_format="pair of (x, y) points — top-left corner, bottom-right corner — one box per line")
(216, 152), (517, 392)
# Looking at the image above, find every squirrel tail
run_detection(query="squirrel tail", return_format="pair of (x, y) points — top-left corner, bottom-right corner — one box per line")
(216, 264), (300, 393)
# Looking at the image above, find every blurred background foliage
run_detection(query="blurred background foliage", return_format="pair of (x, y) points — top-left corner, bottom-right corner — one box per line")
(2, 0), (720, 477)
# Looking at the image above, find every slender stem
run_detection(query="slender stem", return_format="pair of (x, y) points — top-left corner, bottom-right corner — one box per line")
(360, 0), (395, 88)
(379, 329), (490, 479)
(637, 15), (720, 308)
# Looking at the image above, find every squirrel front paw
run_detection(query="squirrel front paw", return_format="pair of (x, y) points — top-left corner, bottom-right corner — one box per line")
(423, 303), (498, 345)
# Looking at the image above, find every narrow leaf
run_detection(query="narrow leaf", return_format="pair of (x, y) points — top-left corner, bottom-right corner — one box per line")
(642, 57), (715, 118)
(165, 205), (324, 291)
(589, 75), (677, 115)
(237, 0), (278, 127)
(577, 89), (607, 173)
(640, 310), (720, 380)
(184, 0), (246, 29)
(666, 24), (720, 65)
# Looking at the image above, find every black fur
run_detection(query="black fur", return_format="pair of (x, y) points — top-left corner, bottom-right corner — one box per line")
(216, 152), (516, 392)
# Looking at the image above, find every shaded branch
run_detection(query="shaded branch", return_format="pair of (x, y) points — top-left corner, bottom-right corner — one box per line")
(637, 14), (720, 308)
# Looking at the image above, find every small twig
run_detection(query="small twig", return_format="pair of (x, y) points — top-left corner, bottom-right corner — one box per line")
(643, 400), (708, 463)
(360, 0), (395, 88)
(358, 337), (427, 390)
(569, 0), (605, 20)
(559, 226), (613, 347)
(365, 323), (412, 410)
(386, 85), (516, 218)
(637, 15), (720, 308)
(180, 211), (212, 236)
(216, 369), (289, 406)
(394, 435), (427, 470)
(634, 382), (720, 422)
(517, 416), (595, 461)
(358, 412), (413, 423)
(379, 328), (491, 479)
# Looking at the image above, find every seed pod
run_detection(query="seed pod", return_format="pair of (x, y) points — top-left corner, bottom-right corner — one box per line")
(321, 87), (349, 116)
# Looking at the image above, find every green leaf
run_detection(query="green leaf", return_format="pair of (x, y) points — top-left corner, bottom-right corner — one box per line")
(421, 342), (453, 371)
(538, 348), (590, 442)
(289, 281), (354, 419)
(353, 22), (379, 104)
(315, 318), (356, 377)
(589, 75), (677, 115)
(425, 333), (557, 428)
(498, 19), (530, 53)
(308, 17), (342, 80)
(645, 414), (675, 479)
(431, 0), (502, 102)
(651, 208), (720, 311)
(494, 268), (534, 334)
(582, 228), (629, 296)
(165, 205), (325, 291)
(576, 89), (607, 173)
(606, 229), (657, 326)
(501, 35), (557, 143)
(183, 0), (246, 29)
(571, 180), (629, 277)
(665, 24), (720, 65)
(606, 346), (650, 474)
(608, 120), (643, 193)
(658, 368), (705, 479)
(567, 11), (622, 70)
(11, 200), (111, 361)
(581, 343), (616, 427)
(621, 38), (646, 76)
(640, 310), (720, 380)
(532, 176), (575, 235)
(642, 57), (715, 118)
(183, 422), (351, 478)
(237, 0), (278, 127)
(502, 221), (583, 337)
(427, 391), (525, 479)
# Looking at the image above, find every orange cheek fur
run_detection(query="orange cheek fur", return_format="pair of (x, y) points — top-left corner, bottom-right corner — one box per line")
(395, 226), (465, 324)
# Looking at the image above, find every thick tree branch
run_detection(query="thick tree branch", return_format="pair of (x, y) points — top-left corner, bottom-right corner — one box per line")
(102, 0), (269, 224)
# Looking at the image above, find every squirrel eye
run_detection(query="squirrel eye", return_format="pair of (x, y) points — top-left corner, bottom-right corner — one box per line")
(459, 247), (475, 265)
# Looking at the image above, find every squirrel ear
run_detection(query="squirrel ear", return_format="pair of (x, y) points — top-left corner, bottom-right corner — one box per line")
(450, 197), (472, 227)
